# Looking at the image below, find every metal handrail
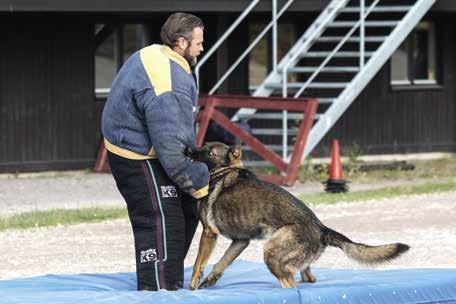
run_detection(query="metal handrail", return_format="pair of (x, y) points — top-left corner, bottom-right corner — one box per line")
(279, 0), (348, 158)
(360, 0), (366, 68)
(272, 0), (278, 71)
(280, 0), (349, 100)
(303, 0), (436, 157)
(206, 0), (294, 95)
(291, 0), (381, 99)
(194, 0), (260, 87)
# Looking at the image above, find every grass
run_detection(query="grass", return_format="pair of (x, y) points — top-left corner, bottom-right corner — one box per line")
(1, 180), (455, 232)
(0, 207), (127, 231)
(252, 155), (456, 184)
(299, 180), (456, 205)
(296, 155), (456, 184)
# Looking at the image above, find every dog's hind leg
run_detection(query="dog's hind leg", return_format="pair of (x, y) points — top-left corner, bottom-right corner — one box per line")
(189, 228), (218, 290)
(278, 274), (297, 288)
(300, 266), (316, 283)
(286, 274), (297, 288)
(278, 277), (288, 288)
(198, 239), (250, 289)
(264, 225), (317, 288)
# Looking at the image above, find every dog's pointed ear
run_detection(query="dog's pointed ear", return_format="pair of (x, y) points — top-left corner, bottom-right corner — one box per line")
(228, 143), (242, 161)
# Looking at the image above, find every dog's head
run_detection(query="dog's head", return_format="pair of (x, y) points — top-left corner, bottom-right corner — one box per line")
(186, 142), (243, 170)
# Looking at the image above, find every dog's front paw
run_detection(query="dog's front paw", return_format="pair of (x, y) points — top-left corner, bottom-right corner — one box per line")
(189, 269), (205, 290)
(189, 284), (198, 290)
(198, 273), (221, 289)
(299, 277), (317, 284)
(189, 277), (201, 290)
(300, 270), (317, 284)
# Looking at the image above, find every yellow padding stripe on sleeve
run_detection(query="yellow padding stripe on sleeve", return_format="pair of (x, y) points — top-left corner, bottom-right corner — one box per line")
(192, 185), (209, 199)
(104, 138), (156, 160)
(140, 45), (172, 95)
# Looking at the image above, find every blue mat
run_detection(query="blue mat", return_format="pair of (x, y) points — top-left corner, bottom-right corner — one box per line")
(1, 260), (456, 304)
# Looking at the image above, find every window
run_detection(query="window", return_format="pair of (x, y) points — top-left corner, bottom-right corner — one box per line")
(390, 21), (439, 86)
(249, 22), (296, 91)
(95, 24), (148, 97)
(95, 25), (116, 95)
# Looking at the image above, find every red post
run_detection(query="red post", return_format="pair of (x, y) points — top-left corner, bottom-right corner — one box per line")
(196, 97), (215, 147)
(93, 140), (110, 173)
(284, 98), (318, 186)
(195, 94), (318, 187)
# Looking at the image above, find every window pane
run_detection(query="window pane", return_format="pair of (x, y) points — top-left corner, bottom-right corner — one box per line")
(413, 22), (436, 83)
(95, 24), (116, 92)
(248, 23), (296, 89)
(95, 24), (147, 95)
(249, 23), (268, 88)
(124, 24), (146, 62)
(390, 40), (410, 85)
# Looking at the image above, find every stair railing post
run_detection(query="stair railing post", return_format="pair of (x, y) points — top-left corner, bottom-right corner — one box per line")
(294, 0), (380, 99)
(194, 0), (260, 89)
(272, 0), (278, 72)
(272, 0), (287, 159)
(281, 40), (294, 160)
(360, 0), (365, 68)
(208, 0), (294, 95)
(282, 109), (288, 159)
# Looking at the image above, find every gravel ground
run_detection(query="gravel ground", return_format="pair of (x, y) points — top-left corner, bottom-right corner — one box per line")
(0, 172), (124, 216)
(0, 172), (455, 280)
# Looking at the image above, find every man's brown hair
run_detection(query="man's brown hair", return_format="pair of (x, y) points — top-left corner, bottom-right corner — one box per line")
(161, 13), (204, 48)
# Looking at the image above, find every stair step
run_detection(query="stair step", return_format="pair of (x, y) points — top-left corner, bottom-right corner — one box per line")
(303, 51), (374, 58)
(237, 113), (306, 120)
(244, 160), (279, 167)
(318, 97), (336, 104)
(252, 128), (299, 136)
(341, 6), (412, 13)
(317, 36), (387, 42)
(328, 21), (399, 27)
(282, 66), (360, 73)
(237, 108), (329, 120)
(243, 145), (294, 152)
(265, 82), (349, 89)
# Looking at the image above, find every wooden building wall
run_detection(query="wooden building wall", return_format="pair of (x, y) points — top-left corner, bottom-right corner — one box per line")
(0, 16), (95, 172)
(2, 0), (456, 12)
(0, 10), (454, 173)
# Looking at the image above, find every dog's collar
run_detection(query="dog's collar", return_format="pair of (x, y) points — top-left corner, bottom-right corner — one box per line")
(209, 165), (243, 177)
(230, 160), (244, 168)
(209, 166), (243, 189)
(209, 166), (233, 179)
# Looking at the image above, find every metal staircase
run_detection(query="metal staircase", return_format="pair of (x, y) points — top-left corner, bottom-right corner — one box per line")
(230, 0), (435, 160)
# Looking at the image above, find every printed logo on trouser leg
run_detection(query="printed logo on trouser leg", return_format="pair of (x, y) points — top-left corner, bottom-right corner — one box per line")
(161, 185), (178, 198)
(140, 248), (158, 263)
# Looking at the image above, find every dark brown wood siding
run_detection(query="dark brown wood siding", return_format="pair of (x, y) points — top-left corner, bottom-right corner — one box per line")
(1, 10), (455, 173)
(1, 0), (455, 12)
(0, 16), (95, 172)
(312, 15), (456, 156)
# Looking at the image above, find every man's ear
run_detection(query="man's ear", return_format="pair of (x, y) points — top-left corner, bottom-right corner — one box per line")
(228, 143), (242, 161)
(176, 36), (188, 50)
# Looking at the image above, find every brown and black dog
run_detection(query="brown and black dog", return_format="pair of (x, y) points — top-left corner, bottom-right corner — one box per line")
(187, 142), (409, 290)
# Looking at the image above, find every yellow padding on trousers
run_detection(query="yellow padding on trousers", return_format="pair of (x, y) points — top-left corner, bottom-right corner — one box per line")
(104, 138), (156, 160)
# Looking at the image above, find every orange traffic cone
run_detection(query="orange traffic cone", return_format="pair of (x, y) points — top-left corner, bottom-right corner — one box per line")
(323, 139), (348, 193)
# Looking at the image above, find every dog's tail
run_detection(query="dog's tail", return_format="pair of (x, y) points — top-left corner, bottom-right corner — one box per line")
(323, 227), (410, 265)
